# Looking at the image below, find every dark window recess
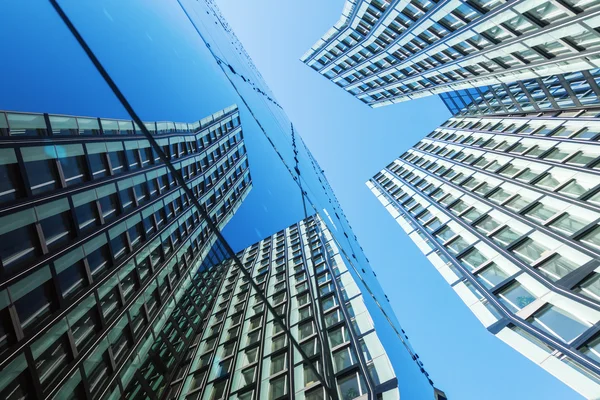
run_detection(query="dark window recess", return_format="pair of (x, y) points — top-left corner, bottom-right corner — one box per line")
(108, 151), (127, 175)
(98, 194), (120, 223)
(119, 188), (135, 214)
(0, 224), (38, 271)
(88, 153), (109, 179)
(125, 150), (139, 170)
(75, 202), (100, 234)
(0, 163), (24, 204)
(57, 260), (88, 300)
(59, 156), (87, 186)
(87, 245), (112, 281)
(14, 279), (57, 335)
(0, 308), (15, 355)
(40, 212), (74, 252)
(26, 159), (60, 195)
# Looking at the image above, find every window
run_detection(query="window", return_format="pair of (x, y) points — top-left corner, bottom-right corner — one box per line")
(56, 256), (88, 299)
(32, 323), (73, 386)
(59, 154), (87, 187)
(239, 367), (256, 389)
(460, 248), (487, 270)
(446, 237), (470, 254)
(98, 193), (120, 223)
(0, 158), (24, 205)
(40, 211), (74, 251)
(0, 355), (32, 399)
(302, 362), (320, 386)
(512, 239), (549, 264)
(12, 267), (57, 334)
(298, 320), (315, 340)
(580, 335), (600, 364)
(333, 346), (357, 372)
(337, 372), (367, 400)
(324, 309), (343, 327)
(575, 273), (600, 301)
(491, 227), (521, 247)
(270, 353), (286, 375)
(0, 216), (38, 270)
(269, 376), (287, 400)
(321, 295), (338, 311)
(581, 226), (600, 248)
(476, 263), (508, 289)
(528, 305), (589, 343)
(25, 159), (61, 195)
(301, 338), (319, 357)
(537, 255), (578, 281)
(298, 305), (312, 321)
(88, 152), (109, 179)
(86, 237), (111, 280)
(75, 201), (100, 234)
(272, 334), (286, 352)
(108, 149), (127, 175)
(498, 282), (536, 313)
(209, 380), (227, 400)
(246, 330), (260, 346)
(329, 325), (351, 348)
(525, 203), (557, 222)
(243, 347), (259, 366)
(68, 297), (101, 350)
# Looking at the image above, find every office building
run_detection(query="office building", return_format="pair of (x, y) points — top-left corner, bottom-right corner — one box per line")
(368, 105), (600, 398)
(301, 0), (600, 108)
(0, 106), (252, 399)
(173, 214), (421, 400)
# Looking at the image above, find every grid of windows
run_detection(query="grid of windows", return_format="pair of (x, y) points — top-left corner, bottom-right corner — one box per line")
(369, 107), (600, 398)
(303, 0), (600, 107)
(173, 215), (399, 400)
(449, 69), (600, 116)
(0, 106), (253, 399)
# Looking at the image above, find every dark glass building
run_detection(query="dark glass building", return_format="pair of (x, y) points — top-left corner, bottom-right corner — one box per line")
(0, 106), (252, 399)
(0, 1), (444, 399)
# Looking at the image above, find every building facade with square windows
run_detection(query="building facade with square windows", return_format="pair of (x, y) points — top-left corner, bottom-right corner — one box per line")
(368, 106), (600, 398)
(173, 215), (443, 400)
(0, 105), (252, 399)
(301, 0), (600, 108)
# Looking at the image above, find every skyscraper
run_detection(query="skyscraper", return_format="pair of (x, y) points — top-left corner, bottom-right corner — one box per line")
(301, 0), (600, 108)
(0, 106), (252, 399)
(368, 103), (600, 398)
(173, 214), (443, 400)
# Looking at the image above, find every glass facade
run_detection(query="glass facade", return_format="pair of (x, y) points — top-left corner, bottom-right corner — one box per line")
(302, 0), (600, 107)
(369, 107), (600, 398)
(0, 1), (442, 399)
(450, 69), (600, 116)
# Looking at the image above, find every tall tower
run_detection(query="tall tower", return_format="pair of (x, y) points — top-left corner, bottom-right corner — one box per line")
(369, 100), (600, 398)
(0, 106), (252, 399)
(302, 0), (600, 108)
(173, 214), (447, 400)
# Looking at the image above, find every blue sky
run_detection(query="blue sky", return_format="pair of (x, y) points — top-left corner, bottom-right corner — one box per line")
(216, 1), (581, 399)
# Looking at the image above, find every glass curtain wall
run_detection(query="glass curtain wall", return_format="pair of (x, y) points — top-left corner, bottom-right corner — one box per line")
(0, 1), (442, 400)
